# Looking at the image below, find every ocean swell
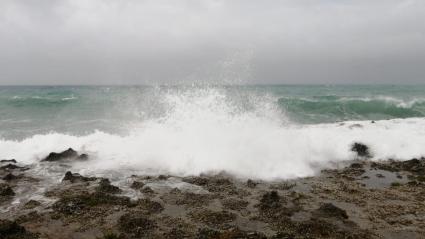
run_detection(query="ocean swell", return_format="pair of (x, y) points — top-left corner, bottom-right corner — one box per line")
(1, 88), (424, 180)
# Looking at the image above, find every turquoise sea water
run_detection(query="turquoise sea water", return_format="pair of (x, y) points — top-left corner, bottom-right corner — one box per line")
(1, 85), (425, 179)
(0, 85), (424, 140)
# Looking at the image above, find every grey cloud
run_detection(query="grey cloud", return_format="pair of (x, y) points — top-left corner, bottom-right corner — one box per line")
(0, 0), (424, 85)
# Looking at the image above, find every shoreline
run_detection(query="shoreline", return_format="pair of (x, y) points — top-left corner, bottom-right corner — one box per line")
(1, 151), (425, 238)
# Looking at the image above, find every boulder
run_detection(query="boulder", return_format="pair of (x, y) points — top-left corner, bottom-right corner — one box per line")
(42, 148), (88, 162)
(316, 203), (348, 219)
(351, 143), (371, 158)
(0, 183), (15, 196)
(62, 171), (97, 183)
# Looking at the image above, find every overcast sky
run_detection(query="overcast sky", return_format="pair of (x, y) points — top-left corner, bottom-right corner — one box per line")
(0, 0), (424, 85)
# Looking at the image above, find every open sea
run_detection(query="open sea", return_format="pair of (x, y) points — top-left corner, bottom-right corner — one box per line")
(0, 85), (425, 179)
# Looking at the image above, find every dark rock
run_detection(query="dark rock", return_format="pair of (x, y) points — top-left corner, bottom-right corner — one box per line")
(42, 148), (78, 161)
(53, 192), (132, 215)
(197, 227), (266, 239)
(0, 159), (17, 163)
(62, 171), (97, 183)
(316, 203), (348, 219)
(96, 178), (121, 194)
(141, 186), (154, 194)
(2, 173), (19, 181)
(158, 174), (169, 180)
(42, 148), (88, 162)
(0, 219), (38, 239)
(136, 198), (164, 214)
(24, 200), (41, 209)
(350, 163), (363, 169)
(118, 213), (156, 237)
(351, 143), (371, 158)
(0, 164), (27, 171)
(77, 153), (89, 160)
(247, 179), (258, 188)
(183, 176), (237, 194)
(130, 181), (145, 189)
(222, 198), (249, 211)
(190, 209), (236, 228)
(258, 191), (281, 210)
(0, 183), (15, 196)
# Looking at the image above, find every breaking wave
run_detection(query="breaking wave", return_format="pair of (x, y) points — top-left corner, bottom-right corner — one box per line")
(1, 88), (425, 180)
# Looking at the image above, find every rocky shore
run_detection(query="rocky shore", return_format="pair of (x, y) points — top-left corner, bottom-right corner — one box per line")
(1, 147), (425, 239)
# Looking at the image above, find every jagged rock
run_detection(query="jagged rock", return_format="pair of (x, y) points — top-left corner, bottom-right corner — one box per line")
(53, 192), (132, 215)
(258, 191), (281, 210)
(316, 203), (348, 219)
(190, 209), (236, 228)
(0, 164), (28, 171)
(77, 154), (89, 160)
(62, 171), (97, 183)
(136, 198), (164, 214)
(0, 159), (17, 163)
(197, 227), (266, 239)
(350, 163), (364, 169)
(42, 148), (88, 162)
(351, 143), (371, 157)
(0, 219), (38, 239)
(130, 181), (145, 189)
(118, 213), (156, 237)
(247, 179), (258, 188)
(2, 173), (19, 181)
(96, 178), (121, 194)
(24, 200), (41, 209)
(0, 183), (15, 196)
(141, 186), (154, 194)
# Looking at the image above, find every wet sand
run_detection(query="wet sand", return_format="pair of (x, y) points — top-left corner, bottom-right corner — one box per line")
(1, 153), (425, 239)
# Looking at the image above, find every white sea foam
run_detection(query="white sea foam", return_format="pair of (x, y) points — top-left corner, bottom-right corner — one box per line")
(1, 88), (425, 180)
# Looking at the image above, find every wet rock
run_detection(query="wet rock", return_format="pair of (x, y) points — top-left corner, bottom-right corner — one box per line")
(219, 227), (267, 239)
(270, 182), (296, 190)
(53, 192), (132, 215)
(197, 227), (266, 239)
(315, 203), (348, 219)
(0, 159), (17, 163)
(62, 171), (97, 183)
(158, 174), (169, 180)
(162, 190), (212, 207)
(163, 228), (193, 239)
(350, 163), (364, 169)
(77, 153), (89, 160)
(222, 198), (249, 211)
(351, 143), (371, 157)
(42, 148), (88, 162)
(24, 200), (41, 209)
(398, 158), (425, 174)
(183, 176), (237, 194)
(0, 163), (28, 171)
(276, 218), (371, 239)
(118, 213), (156, 237)
(247, 179), (258, 188)
(258, 191), (281, 210)
(141, 186), (154, 194)
(0, 219), (38, 239)
(190, 209), (236, 228)
(96, 178), (122, 194)
(130, 181), (145, 189)
(0, 183), (15, 196)
(2, 173), (19, 181)
(136, 198), (164, 214)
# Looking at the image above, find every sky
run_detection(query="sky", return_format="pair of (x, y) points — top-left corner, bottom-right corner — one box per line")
(0, 0), (424, 85)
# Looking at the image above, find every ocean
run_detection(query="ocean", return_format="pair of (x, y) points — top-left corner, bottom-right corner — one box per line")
(0, 85), (425, 180)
